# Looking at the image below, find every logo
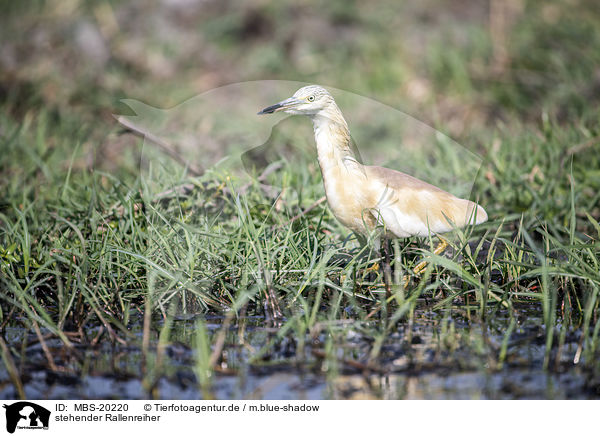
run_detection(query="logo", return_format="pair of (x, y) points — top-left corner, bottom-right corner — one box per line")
(2, 402), (50, 434)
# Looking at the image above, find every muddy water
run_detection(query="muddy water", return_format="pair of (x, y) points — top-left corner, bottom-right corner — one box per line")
(0, 308), (597, 399)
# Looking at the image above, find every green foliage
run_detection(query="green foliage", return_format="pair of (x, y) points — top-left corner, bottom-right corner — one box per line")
(1, 0), (599, 399)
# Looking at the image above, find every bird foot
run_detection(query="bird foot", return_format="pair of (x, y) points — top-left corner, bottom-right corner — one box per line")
(412, 238), (449, 275)
(412, 260), (427, 275)
(364, 262), (380, 273)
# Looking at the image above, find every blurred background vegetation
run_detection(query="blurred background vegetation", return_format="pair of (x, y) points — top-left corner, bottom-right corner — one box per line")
(2, 0), (599, 134)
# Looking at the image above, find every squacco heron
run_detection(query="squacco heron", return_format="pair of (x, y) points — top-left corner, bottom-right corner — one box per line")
(258, 85), (487, 290)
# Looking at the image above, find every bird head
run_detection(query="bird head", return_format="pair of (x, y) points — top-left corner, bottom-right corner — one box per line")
(258, 85), (334, 116)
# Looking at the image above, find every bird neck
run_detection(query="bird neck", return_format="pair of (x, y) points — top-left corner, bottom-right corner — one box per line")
(311, 104), (359, 173)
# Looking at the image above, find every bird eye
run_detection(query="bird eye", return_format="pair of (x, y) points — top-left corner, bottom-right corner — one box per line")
(307, 95), (315, 102)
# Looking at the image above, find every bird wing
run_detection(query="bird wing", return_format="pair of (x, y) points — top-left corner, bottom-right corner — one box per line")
(364, 165), (487, 237)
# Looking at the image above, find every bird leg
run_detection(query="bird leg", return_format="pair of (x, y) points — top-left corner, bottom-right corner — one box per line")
(363, 262), (380, 274)
(413, 237), (449, 275)
(381, 237), (393, 296)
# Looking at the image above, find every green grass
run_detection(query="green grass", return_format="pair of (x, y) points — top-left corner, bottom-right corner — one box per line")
(1, 103), (599, 397)
(1, 0), (600, 399)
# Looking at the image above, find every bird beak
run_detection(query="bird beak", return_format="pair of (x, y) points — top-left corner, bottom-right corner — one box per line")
(257, 97), (300, 115)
